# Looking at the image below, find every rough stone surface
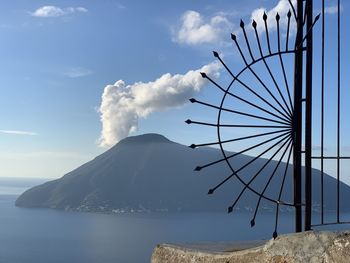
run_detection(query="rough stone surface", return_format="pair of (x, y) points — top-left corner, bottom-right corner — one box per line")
(151, 231), (350, 263)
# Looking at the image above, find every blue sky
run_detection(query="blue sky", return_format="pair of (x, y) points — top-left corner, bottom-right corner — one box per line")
(0, 0), (348, 181)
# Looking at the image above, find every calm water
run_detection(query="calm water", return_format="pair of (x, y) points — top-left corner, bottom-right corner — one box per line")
(0, 178), (349, 263)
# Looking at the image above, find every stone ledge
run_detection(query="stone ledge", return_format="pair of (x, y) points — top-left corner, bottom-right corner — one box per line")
(151, 231), (350, 263)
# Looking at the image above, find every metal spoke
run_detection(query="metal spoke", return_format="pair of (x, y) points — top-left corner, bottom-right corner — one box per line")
(203, 74), (290, 123)
(208, 133), (291, 194)
(212, 53), (292, 122)
(273, 141), (293, 239)
(228, 137), (291, 216)
(190, 98), (290, 125)
(288, 0), (297, 21)
(195, 130), (291, 171)
(296, 14), (320, 49)
(240, 20), (255, 62)
(250, 139), (292, 228)
(286, 10), (292, 52)
(231, 35), (293, 119)
(187, 0), (350, 234)
(189, 129), (291, 149)
(252, 14), (294, 116)
(276, 12), (294, 112)
(186, 119), (289, 129)
(263, 12), (272, 55)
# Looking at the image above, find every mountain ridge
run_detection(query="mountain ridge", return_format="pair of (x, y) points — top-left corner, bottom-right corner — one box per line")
(15, 133), (350, 214)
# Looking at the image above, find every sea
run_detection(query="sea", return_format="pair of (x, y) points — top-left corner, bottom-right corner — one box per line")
(0, 177), (349, 263)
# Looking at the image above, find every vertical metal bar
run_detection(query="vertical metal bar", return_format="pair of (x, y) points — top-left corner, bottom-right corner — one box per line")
(251, 139), (292, 228)
(274, 143), (294, 238)
(304, 0), (313, 231)
(337, 0), (341, 223)
(263, 13), (272, 55)
(288, 0), (298, 21)
(286, 11), (291, 52)
(293, 0), (304, 233)
(321, 0), (325, 225)
(240, 20), (255, 62)
(277, 13), (294, 113)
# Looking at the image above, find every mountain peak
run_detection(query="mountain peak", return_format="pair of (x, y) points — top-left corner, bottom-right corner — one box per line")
(117, 133), (172, 145)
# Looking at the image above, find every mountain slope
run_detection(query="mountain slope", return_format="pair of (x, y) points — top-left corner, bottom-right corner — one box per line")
(16, 133), (350, 213)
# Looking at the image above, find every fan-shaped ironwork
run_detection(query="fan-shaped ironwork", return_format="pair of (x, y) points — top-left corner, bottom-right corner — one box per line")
(186, 0), (330, 238)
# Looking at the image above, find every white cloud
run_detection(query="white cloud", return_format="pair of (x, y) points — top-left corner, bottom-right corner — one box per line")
(325, 4), (343, 15)
(0, 130), (38, 136)
(64, 67), (93, 78)
(250, 0), (296, 34)
(32, 6), (88, 18)
(173, 10), (233, 45)
(98, 62), (221, 147)
(173, 2), (296, 46)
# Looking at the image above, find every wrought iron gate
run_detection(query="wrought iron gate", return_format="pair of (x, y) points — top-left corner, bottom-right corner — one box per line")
(187, 0), (349, 237)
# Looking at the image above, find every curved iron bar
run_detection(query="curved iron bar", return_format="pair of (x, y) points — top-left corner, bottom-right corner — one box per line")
(213, 44), (301, 207)
(287, 0), (297, 21)
(193, 130), (291, 171)
(273, 141), (293, 239)
(213, 52), (292, 122)
(211, 113), (294, 207)
(227, 136), (292, 215)
(190, 98), (290, 126)
(188, 0), (314, 226)
(231, 34), (293, 119)
(214, 124), (296, 207)
(201, 73), (291, 123)
(189, 0), (350, 233)
(252, 14), (293, 115)
(208, 132), (291, 195)
(225, 49), (304, 91)
(209, 48), (307, 128)
(250, 138), (293, 228)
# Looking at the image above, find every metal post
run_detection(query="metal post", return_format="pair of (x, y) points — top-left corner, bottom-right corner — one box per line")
(305, 0), (313, 231)
(293, 0), (304, 233)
